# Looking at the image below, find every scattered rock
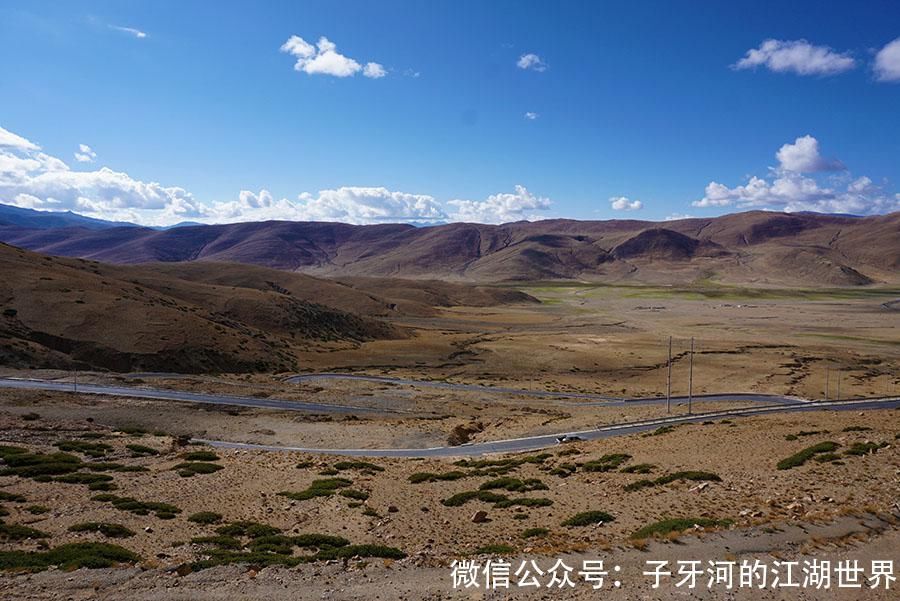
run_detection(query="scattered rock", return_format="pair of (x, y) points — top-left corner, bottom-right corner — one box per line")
(471, 510), (489, 524)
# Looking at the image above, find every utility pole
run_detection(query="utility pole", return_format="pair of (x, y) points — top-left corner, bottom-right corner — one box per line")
(835, 371), (840, 401)
(666, 336), (672, 414)
(824, 366), (829, 401)
(688, 337), (694, 415)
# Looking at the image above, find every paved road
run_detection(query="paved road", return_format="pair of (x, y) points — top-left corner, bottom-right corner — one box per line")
(286, 372), (807, 407)
(197, 397), (900, 457)
(0, 377), (391, 415)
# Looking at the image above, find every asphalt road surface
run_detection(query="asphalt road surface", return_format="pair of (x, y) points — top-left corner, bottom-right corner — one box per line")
(0, 374), (895, 457)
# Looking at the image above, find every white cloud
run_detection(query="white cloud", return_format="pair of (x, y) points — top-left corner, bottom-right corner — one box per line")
(733, 39), (855, 76)
(1, 127), (556, 227)
(665, 213), (694, 221)
(74, 143), (97, 163)
(517, 53), (547, 72)
(776, 135), (842, 173)
(874, 37), (900, 82)
(693, 136), (898, 215)
(0, 126), (40, 151)
(524, 112), (539, 120)
(280, 35), (385, 79)
(363, 62), (387, 79)
(609, 196), (643, 211)
(110, 25), (147, 39)
(447, 185), (551, 224)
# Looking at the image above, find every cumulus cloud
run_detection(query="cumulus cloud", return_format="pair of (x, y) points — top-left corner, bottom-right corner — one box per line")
(874, 37), (900, 82)
(280, 35), (385, 79)
(775, 135), (843, 173)
(74, 144), (97, 163)
(1, 125), (555, 226)
(524, 112), (539, 120)
(517, 53), (547, 72)
(609, 196), (643, 211)
(447, 185), (551, 224)
(693, 135), (898, 215)
(733, 39), (855, 76)
(110, 25), (147, 39)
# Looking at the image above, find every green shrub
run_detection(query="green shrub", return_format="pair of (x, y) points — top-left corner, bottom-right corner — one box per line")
(478, 477), (548, 492)
(844, 441), (888, 456)
(187, 511), (223, 525)
(278, 478), (352, 501)
(548, 464), (577, 478)
(0, 542), (139, 571)
(191, 535), (242, 550)
(631, 517), (732, 539)
(645, 425), (678, 437)
(0, 491), (27, 503)
(562, 511), (615, 527)
(841, 426), (872, 433)
(339, 489), (370, 501)
(54, 472), (114, 486)
(314, 544), (405, 560)
(521, 527), (549, 539)
(494, 497), (553, 508)
(582, 453), (631, 472)
(408, 471), (467, 483)
(25, 505), (49, 515)
(181, 451), (219, 461)
(777, 442), (840, 470)
(0, 523), (48, 540)
(654, 471), (722, 486)
(441, 490), (508, 507)
(621, 463), (655, 474)
(292, 533), (350, 548)
(68, 522), (135, 538)
(92, 494), (181, 518)
(623, 479), (656, 492)
(215, 521), (281, 539)
(55, 440), (112, 458)
(0, 448), (83, 479)
(174, 462), (223, 477)
(126, 444), (159, 457)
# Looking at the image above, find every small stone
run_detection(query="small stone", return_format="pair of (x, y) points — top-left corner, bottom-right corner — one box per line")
(471, 510), (489, 523)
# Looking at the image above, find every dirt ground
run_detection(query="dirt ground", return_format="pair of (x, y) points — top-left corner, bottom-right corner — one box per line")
(1, 401), (898, 599)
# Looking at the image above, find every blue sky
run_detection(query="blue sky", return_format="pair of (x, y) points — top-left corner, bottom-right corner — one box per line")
(1, 0), (898, 226)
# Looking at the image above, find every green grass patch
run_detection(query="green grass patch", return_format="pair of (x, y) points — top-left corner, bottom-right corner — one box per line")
(55, 440), (112, 458)
(521, 527), (549, 539)
(777, 442), (840, 470)
(0, 491), (27, 503)
(621, 463), (655, 474)
(69, 522), (135, 538)
(187, 511), (223, 525)
(215, 521), (281, 539)
(191, 535), (242, 550)
(339, 489), (370, 501)
(0, 523), (48, 541)
(180, 451), (219, 461)
(25, 505), (49, 515)
(548, 464), (577, 478)
(624, 471), (721, 491)
(844, 441), (888, 456)
(312, 543), (405, 561)
(441, 490), (508, 507)
(0, 446), (84, 479)
(408, 471), (467, 483)
(562, 511), (615, 527)
(126, 444), (159, 457)
(54, 472), (114, 486)
(278, 478), (352, 501)
(0, 542), (139, 572)
(91, 494), (181, 518)
(582, 453), (631, 472)
(478, 477), (548, 492)
(174, 462), (223, 477)
(632, 517), (732, 540)
(644, 425), (678, 437)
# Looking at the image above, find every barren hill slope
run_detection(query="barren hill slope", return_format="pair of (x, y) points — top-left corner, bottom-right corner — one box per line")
(0, 210), (896, 286)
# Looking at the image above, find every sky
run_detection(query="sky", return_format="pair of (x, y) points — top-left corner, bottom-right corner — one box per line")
(1, 0), (899, 227)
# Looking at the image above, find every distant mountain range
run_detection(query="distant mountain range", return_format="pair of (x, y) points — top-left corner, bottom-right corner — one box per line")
(0, 203), (897, 286)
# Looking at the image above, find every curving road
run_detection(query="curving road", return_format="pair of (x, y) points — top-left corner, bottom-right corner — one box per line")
(194, 397), (900, 457)
(1, 374), (896, 458)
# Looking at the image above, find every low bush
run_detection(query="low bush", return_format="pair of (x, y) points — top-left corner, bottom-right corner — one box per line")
(478, 477), (548, 492)
(333, 460), (383, 473)
(841, 426), (872, 433)
(215, 521), (281, 539)
(0, 542), (139, 571)
(777, 442), (840, 470)
(473, 544), (515, 555)
(68, 522), (135, 538)
(174, 462), (223, 477)
(562, 511), (615, 527)
(0, 491), (27, 503)
(278, 478), (352, 501)
(621, 463), (655, 474)
(315, 544), (405, 560)
(494, 497), (553, 509)
(521, 527), (550, 539)
(191, 535), (242, 550)
(25, 505), (49, 515)
(844, 441), (888, 456)
(631, 517), (732, 540)
(624, 471), (721, 491)
(92, 494), (181, 518)
(181, 451), (219, 462)
(408, 471), (467, 483)
(0, 523), (48, 541)
(339, 489), (370, 501)
(55, 440), (111, 458)
(441, 490), (507, 507)
(126, 444), (159, 457)
(582, 453), (631, 472)
(187, 511), (223, 525)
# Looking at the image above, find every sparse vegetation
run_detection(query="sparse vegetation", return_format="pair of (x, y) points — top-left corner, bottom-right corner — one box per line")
(562, 510), (615, 527)
(582, 453), (631, 472)
(278, 478), (352, 501)
(841, 426), (872, 433)
(408, 471), (467, 483)
(631, 517), (732, 540)
(126, 444), (159, 457)
(473, 543), (515, 555)
(645, 425), (678, 437)
(844, 441), (888, 456)
(0, 523), (48, 541)
(68, 522), (135, 538)
(91, 494), (181, 518)
(478, 477), (548, 492)
(621, 463), (655, 474)
(188, 511), (223, 525)
(174, 462), (223, 477)
(333, 460), (383, 473)
(25, 505), (49, 515)
(0, 542), (139, 571)
(339, 489), (370, 501)
(181, 451), (219, 461)
(216, 521), (281, 539)
(777, 442), (840, 470)
(0, 491), (27, 503)
(521, 527), (550, 539)
(624, 470), (721, 491)
(54, 440), (111, 458)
